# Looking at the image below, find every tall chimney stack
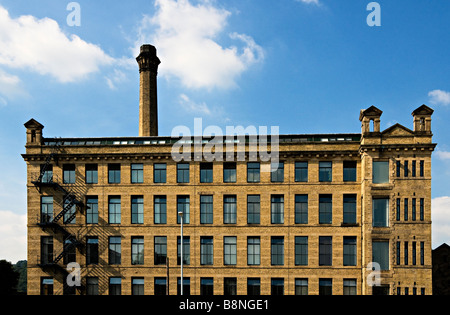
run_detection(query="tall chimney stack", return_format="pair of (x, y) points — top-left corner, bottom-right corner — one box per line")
(136, 44), (161, 137)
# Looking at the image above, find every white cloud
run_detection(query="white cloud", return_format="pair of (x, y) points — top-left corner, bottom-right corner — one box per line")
(179, 93), (211, 115)
(428, 89), (450, 106)
(432, 197), (450, 248)
(135, 0), (264, 90)
(0, 211), (26, 263)
(296, 0), (320, 5)
(0, 6), (115, 83)
(435, 150), (450, 160)
(0, 69), (26, 104)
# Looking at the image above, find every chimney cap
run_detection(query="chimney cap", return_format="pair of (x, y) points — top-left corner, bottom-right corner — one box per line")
(140, 44), (157, 55)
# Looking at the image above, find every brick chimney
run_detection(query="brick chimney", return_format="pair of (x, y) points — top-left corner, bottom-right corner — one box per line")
(136, 45), (161, 137)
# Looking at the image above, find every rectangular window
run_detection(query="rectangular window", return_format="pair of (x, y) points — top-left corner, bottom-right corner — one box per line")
(271, 237), (284, 266)
(420, 198), (425, 221)
(86, 237), (99, 265)
(247, 278), (261, 295)
(154, 236), (167, 265)
(295, 279), (308, 296)
(86, 196), (98, 224)
(396, 161), (401, 177)
(412, 198), (416, 221)
(224, 195), (237, 224)
(154, 278), (166, 296)
(200, 278), (214, 295)
(271, 195), (284, 224)
(108, 164), (121, 184)
(132, 278), (144, 296)
(85, 164), (98, 184)
(108, 236), (121, 265)
(373, 198), (389, 227)
(404, 242), (409, 265)
(271, 278), (284, 296)
(154, 163), (166, 183)
(63, 236), (76, 265)
(200, 195), (213, 224)
(343, 194), (357, 224)
(319, 279), (332, 296)
(154, 196), (167, 224)
(271, 161), (284, 183)
(224, 237), (237, 265)
(343, 279), (357, 295)
(40, 236), (53, 265)
(63, 196), (76, 224)
(247, 162), (260, 183)
(224, 278), (237, 296)
(295, 162), (308, 182)
(404, 198), (408, 221)
(319, 194), (332, 224)
(63, 164), (76, 184)
(86, 277), (99, 295)
(41, 278), (54, 295)
(131, 237), (144, 265)
(247, 237), (260, 265)
(247, 195), (260, 224)
(201, 237), (213, 265)
(373, 161), (389, 184)
(319, 236), (332, 266)
(343, 161), (357, 182)
(396, 198), (401, 221)
(108, 196), (121, 224)
(131, 164), (144, 184)
(295, 236), (308, 266)
(420, 160), (425, 177)
(295, 195), (308, 224)
(343, 236), (357, 266)
(131, 196), (144, 224)
(420, 242), (425, 265)
(200, 163), (213, 183)
(177, 163), (190, 183)
(396, 241), (401, 265)
(412, 241), (417, 265)
(177, 236), (190, 265)
(412, 161), (416, 177)
(178, 278), (190, 296)
(177, 196), (190, 224)
(109, 278), (121, 296)
(41, 196), (53, 224)
(372, 241), (389, 270)
(319, 161), (332, 182)
(404, 160), (409, 177)
(223, 162), (237, 183)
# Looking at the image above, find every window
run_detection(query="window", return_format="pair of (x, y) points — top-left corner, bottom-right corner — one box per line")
(223, 162), (236, 183)
(412, 198), (416, 221)
(295, 195), (308, 224)
(108, 164), (121, 184)
(420, 160), (425, 177)
(295, 162), (308, 182)
(404, 198), (408, 221)
(295, 236), (308, 266)
(247, 162), (260, 183)
(319, 279), (332, 295)
(108, 196), (121, 224)
(224, 195), (237, 224)
(403, 242), (408, 265)
(131, 237), (144, 265)
(412, 242), (417, 265)
(396, 161), (401, 177)
(131, 196), (144, 224)
(178, 278), (190, 296)
(131, 164), (144, 183)
(63, 237), (76, 265)
(63, 164), (75, 184)
(412, 161), (416, 177)
(177, 163), (190, 183)
(63, 197), (76, 224)
(372, 241), (389, 270)
(397, 241), (401, 265)
(343, 236), (357, 266)
(40, 236), (53, 265)
(319, 236), (332, 266)
(85, 164), (98, 184)
(373, 161), (389, 184)
(41, 196), (53, 224)
(271, 195), (284, 224)
(200, 163), (213, 183)
(177, 236), (190, 265)
(132, 278), (145, 295)
(177, 196), (190, 224)
(224, 278), (237, 296)
(271, 161), (284, 182)
(343, 194), (357, 224)
(86, 277), (99, 295)
(154, 236), (167, 265)
(319, 194), (332, 224)
(295, 279), (308, 295)
(247, 195), (260, 224)
(343, 279), (357, 295)
(108, 236), (121, 265)
(201, 237), (213, 265)
(86, 237), (98, 265)
(373, 198), (389, 227)
(200, 195), (213, 224)
(86, 197), (98, 224)
(396, 198), (401, 221)
(247, 278), (260, 295)
(41, 278), (54, 295)
(319, 161), (332, 182)
(154, 196), (167, 224)
(343, 161), (357, 182)
(224, 237), (237, 265)
(109, 278), (121, 295)
(154, 278), (166, 295)
(271, 237), (284, 266)
(420, 198), (424, 221)
(420, 242), (425, 265)
(154, 163), (166, 183)
(41, 164), (53, 183)
(200, 278), (214, 295)
(404, 160), (409, 177)
(271, 278), (284, 295)
(247, 237), (260, 265)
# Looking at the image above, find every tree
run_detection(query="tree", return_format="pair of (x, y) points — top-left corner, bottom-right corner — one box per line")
(0, 260), (20, 295)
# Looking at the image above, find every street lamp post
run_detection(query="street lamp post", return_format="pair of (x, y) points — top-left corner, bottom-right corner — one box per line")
(178, 210), (184, 296)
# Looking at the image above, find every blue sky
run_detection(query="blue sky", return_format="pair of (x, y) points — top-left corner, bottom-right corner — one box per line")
(0, 0), (449, 262)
